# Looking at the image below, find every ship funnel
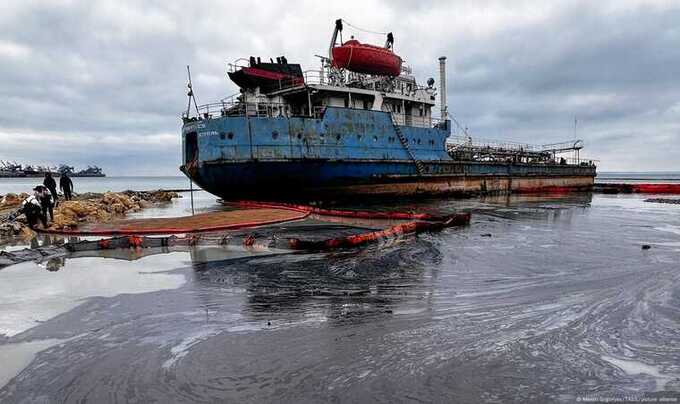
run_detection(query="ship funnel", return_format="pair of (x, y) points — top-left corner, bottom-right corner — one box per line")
(439, 56), (448, 121)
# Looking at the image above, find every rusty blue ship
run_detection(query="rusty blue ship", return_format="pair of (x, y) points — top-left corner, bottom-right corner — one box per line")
(180, 20), (596, 200)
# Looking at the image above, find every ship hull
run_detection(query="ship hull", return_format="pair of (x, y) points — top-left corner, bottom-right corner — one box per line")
(180, 108), (596, 200)
(184, 160), (595, 200)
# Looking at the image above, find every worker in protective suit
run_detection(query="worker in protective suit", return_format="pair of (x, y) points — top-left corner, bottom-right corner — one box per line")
(60, 173), (74, 201)
(43, 172), (58, 205)
(17, 194), (47, 229)
(34, 185), (54, 223)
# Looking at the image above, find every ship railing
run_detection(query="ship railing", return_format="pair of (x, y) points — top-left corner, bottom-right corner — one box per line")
(265, 70), (328, 90)
(275, 69), (424, 94)
(560, 157), (599, 166)
(389, 113), (441, 129)
(227, 58), (251, 73)
(446, 135), (544, 153)
(446, 136), (586, 154)
(184, 98), (325, 120)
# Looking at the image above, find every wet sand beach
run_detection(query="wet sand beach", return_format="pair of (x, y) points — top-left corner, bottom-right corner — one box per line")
(1, 185), (680, 403)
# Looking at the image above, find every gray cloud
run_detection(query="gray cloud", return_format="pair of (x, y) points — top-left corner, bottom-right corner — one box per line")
(1, 0), (679, 174)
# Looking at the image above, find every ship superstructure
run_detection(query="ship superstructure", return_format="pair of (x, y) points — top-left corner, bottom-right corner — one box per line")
(180, 19), (595, 199)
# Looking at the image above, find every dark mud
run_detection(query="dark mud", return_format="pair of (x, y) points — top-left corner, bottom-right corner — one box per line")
(1, 193), (680, 403)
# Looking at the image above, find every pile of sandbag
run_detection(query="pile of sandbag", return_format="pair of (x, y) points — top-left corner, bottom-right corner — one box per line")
(123, 190), (179, 203)
(0, 193), (29, 209)
(51, 192), (142, 230)
(0, 221), (35, 238)
(49, 191), (178, 231)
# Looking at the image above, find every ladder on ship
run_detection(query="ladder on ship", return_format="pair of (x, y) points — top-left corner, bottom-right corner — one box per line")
(387, 108), (425, 176)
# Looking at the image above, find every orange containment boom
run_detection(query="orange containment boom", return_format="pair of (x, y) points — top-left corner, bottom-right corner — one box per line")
(232, 200), (450, 221)
(288, 213), (471, 250)
(39, 208), (310, 236)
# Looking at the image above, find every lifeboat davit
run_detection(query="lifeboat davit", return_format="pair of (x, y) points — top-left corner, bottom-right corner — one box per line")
(331, 40), (402, 77)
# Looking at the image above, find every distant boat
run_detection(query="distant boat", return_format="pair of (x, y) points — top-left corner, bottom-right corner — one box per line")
(0, 162), (106, 178)
(72, 166), (106, 177)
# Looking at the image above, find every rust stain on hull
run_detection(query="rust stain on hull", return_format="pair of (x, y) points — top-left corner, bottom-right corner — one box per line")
(312, 175), (595, 197)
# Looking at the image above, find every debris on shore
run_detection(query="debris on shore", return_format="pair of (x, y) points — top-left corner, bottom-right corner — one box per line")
(0, 190), (179, 242)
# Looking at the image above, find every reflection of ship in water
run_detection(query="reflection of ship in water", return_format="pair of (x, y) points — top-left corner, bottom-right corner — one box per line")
(18, 229), (440, 324)
(189, 241), (440, 324)
(0, 161), (106, 178)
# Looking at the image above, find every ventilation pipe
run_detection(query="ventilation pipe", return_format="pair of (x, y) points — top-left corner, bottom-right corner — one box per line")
(438, 56), (448, 121)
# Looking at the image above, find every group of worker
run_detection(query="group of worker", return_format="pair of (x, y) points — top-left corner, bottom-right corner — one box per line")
(19, 172), (74, 229)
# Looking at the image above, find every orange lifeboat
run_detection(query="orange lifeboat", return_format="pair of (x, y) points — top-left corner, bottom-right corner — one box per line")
(331, 39), (402, 77)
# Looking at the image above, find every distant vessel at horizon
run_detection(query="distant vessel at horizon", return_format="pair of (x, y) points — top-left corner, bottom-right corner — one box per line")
(0, 162), (106, 178)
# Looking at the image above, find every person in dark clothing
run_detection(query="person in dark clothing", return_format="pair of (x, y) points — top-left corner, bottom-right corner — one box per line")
(18, 194), (47, 229)
(34, 185), (53, 223)
(43, 172), (58, 205)
(60, 173), (74, 201)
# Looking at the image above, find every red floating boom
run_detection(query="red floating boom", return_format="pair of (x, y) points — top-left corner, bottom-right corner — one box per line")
(288, 213), (471, 250)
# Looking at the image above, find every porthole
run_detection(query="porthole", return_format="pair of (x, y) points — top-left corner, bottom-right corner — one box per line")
(297, 133), (302, 139)
(227, 132), (234, 140)
(336, 134), (341, 141)
(272, 131), (279, 140)
(357, 134), (362, 140)
(417, 139), (421, 145)
(373, 136), (378, 142)
(219, 132), (226, 140)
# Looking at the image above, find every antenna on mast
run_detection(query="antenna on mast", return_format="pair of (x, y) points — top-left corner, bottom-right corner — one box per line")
(573, 117), (578, 138)
(186, 65), (200, 117)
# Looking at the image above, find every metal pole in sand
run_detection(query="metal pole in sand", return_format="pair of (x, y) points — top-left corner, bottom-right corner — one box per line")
(189, 178), (195, 215)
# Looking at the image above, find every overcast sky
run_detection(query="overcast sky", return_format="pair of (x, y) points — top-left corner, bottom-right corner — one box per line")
(1, 0), (678, 175)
